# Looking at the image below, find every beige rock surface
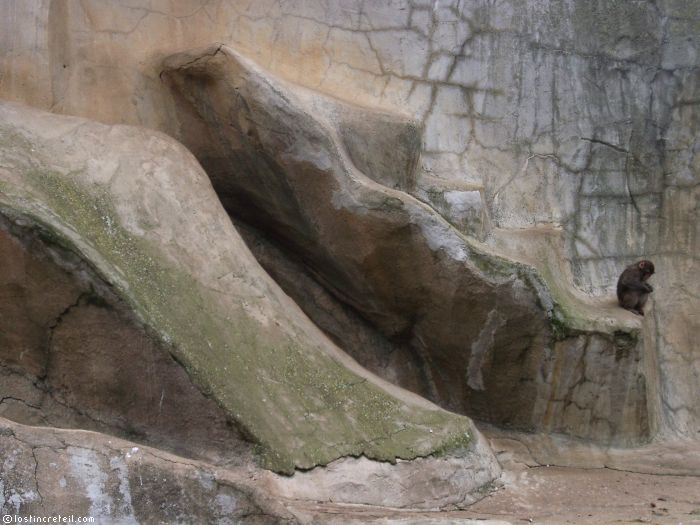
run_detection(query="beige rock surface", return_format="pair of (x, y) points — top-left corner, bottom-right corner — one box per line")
(0, 416), (296, 523)
(6, 413), (699, 524)
(290, 463), (700, 525)
(161, 44), (653, 448)
(0, 100), (499, 512)
(0, 0), (699, 521)
(2, 0), (695, 444)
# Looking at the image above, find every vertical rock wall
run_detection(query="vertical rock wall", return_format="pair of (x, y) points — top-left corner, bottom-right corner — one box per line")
(1, 0), (697, 439)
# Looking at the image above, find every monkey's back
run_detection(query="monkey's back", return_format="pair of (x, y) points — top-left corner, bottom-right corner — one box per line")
(617, 264), (640, 302)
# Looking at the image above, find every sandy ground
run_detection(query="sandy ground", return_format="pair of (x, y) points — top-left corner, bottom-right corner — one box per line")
(288, 428), (700, 525)
(290, 464), (700, 524)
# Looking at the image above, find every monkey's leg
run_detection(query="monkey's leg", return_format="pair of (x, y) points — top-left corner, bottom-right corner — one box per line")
(620, 291), (642, 315)
(635, 293), (649, 316)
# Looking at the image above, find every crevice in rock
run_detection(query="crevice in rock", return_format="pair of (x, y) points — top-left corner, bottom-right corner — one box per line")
(234, 220), (437, 404)
(0, 396), (42, 411)
(30, 447), (44, 506)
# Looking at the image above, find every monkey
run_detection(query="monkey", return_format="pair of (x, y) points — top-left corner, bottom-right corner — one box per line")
(617, 260), (655, 316)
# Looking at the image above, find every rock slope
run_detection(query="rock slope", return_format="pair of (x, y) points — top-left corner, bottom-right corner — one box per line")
(162, 45), (652, 446)
(0, 100), (498, 512)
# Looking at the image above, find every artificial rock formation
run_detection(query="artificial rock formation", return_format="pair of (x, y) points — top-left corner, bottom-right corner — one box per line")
(162, 44), (652, 446)
(0, 418), (295, 524)
(0, 0), (699, 521)
(0, 100), (499, 514)
(2, 0), (695, 444)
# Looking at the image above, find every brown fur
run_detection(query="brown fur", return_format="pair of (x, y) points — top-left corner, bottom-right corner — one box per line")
(617, 260), (655, 316)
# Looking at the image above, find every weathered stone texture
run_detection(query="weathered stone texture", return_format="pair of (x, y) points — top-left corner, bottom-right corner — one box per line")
(0, 0), (698, 519)
(0, 418), (296, 524)
(0, 217), (253, 467)
(0, 1), (695, 441)
(0, 100), (500, 512)
(161, 45), (652, 446)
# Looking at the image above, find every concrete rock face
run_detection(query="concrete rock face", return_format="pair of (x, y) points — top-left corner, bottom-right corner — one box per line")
(0, 418), (296, 524)
(161, 45), (651, 447)
(0, 100), (501, 517)
(0, 0), (698, 520)
(0, 215), (252, 467)
(1, 0), (696, 440)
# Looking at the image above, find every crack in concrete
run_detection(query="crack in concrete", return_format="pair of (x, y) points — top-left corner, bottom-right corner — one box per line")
(30, 447), (44, 506)
(0, 396), (42, 411)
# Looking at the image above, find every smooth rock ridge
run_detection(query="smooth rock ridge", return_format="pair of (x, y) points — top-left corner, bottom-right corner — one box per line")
(0, 99), (500, 510)
(162, 44), (653, 447)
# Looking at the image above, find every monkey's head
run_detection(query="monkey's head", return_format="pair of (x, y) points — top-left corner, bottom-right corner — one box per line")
(638, 260), (655, 280)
